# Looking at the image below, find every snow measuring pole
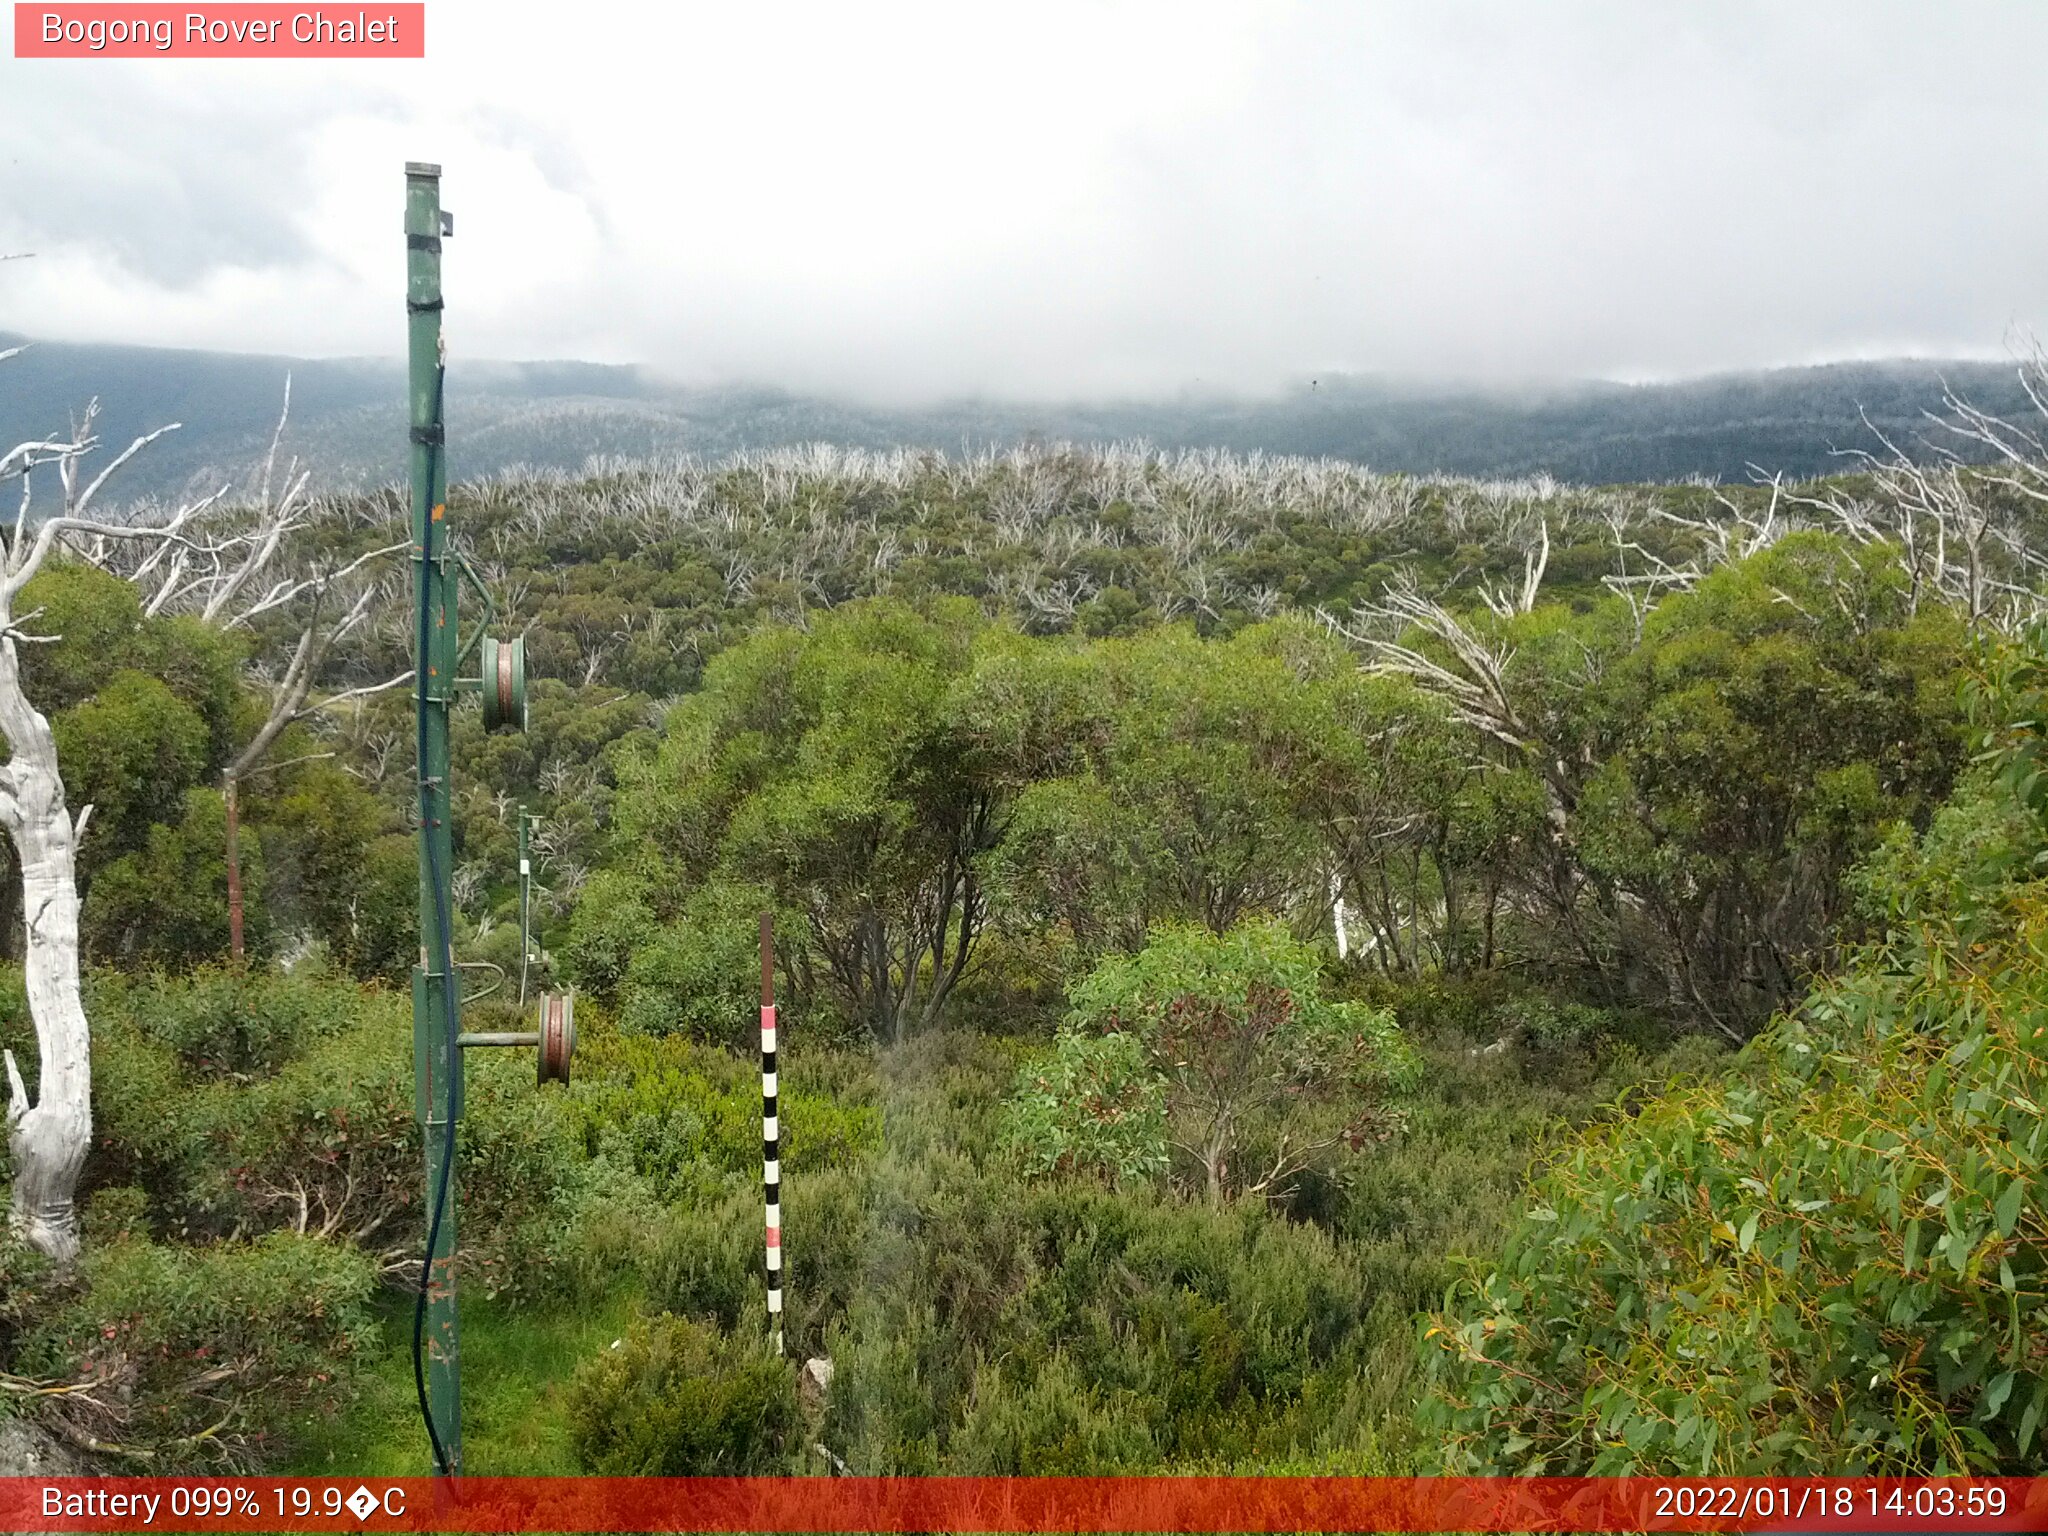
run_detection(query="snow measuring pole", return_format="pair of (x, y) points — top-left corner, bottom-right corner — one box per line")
(761, 913), (784, 1356)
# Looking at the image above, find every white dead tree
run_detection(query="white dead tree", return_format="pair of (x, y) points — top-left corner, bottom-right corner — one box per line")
(1783, 373), (2048, 630)
(1, 368), (407, 1257)
(1597, 495), (1703, 641)
(0, 503), (93, 1262)
(1327, 574), (1538, 758)
(1479, 519), (1550, 619)
(0, 386), (235, 1261)
(1322, 555), (1598, 906)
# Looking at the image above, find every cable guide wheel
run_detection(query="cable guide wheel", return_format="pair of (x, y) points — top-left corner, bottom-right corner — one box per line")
(537, 989), (575, 1084)
(481, 634), (528, 733)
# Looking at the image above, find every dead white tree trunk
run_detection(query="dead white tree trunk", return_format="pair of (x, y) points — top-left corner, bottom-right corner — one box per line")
(0, 361), (249, 1260)
(0, 627), (90, 1263)
(0, 398), (198, 1261)
(0, 362), (414, 1255)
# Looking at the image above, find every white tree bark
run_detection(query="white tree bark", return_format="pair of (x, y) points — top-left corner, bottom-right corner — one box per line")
(0, 370), (214, 1261)
(0, 365), (408, 1261)
(0, 629), (89, 1264)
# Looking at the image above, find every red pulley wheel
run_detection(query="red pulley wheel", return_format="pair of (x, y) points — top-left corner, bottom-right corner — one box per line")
(480, 634), (528, 733)
(537, 991), (575, 1085)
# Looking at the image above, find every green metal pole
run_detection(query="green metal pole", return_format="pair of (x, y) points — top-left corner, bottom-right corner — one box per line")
(406, 160), (462, 1476)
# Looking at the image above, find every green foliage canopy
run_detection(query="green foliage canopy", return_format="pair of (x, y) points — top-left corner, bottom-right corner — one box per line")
(1021, 921), (1417, 1203)
(1419, 631), (2047, 1473)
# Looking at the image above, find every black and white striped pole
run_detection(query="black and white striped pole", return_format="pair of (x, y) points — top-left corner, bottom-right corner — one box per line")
(760, 911), (784, 1356)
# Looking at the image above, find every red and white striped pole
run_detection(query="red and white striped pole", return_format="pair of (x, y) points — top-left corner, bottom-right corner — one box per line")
(760, 911), (783, 1357)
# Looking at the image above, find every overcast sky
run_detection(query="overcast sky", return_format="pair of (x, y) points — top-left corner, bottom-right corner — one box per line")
(3, 1), (2045, 401)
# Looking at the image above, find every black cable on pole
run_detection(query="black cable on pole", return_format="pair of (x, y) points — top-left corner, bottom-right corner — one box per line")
(411, 361), (459, 1479)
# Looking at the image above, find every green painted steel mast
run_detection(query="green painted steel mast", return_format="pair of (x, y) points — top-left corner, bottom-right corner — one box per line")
(406, 160), (462, 1476)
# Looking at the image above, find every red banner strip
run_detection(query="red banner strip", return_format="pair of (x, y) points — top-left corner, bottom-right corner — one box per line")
(3, 1477), (2045, 1533)
(13, 5), (425, 58)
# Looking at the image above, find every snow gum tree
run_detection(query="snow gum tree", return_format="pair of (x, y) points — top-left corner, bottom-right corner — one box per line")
(0, 363), (404, 1261)
(0, 383), (182, 1261)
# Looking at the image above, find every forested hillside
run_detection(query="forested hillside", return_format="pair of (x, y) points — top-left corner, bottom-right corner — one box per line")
(3, 332), (2039, 501)
(1, 376), (2044, 1473)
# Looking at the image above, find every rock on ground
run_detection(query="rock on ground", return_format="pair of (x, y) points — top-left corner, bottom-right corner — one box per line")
(0, 1417), (84, 1476)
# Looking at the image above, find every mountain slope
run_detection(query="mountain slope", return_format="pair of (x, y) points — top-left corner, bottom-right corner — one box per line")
(1, 333), (2033, 503)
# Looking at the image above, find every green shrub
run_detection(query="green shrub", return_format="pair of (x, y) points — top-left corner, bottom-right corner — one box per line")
(640, 1184), (761, 1330)
(1486, 992), (1626, 1053)
(570, 1033), (878, 1200)
(1348, 970), (1527, 1041)
(1847, 768), (2035, 937)
(942, 927), (1069, 1037)
(618, 881), (784, 1048)
(1002, 1030), (1167, 1184)
(1419, 634), (2048, 1475)
(494, 1161), (672, 1307)
(55, 670), (211, 867)
(0, 1231), (54, 1367)
(951, 1350), (1156, 1472)
(19, 1232), (376, 1466)
(633, 1163), (881, 1354)
(83, 1185), (150, 1245)
(184, 999), (419, 1246)
(253, 754), (395, 953)
(75, 969), (584, 1263)
(1421, 860), (2048, 1473)
(332, 834), (419, 983)
(76, 992), (197, 1209)
(562, 870), (658, 1004)
(779, 1164), (873, 1356)
(85, 789), (267, 968)
(113, 964), (356, 1077)
(1043, 920), (1417, 1202)
(819, 1159), (1378, 1472)
(567, 1312), (797, 1473)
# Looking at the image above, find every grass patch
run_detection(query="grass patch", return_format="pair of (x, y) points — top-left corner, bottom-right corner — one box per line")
(284, 1285), (639, 1475)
